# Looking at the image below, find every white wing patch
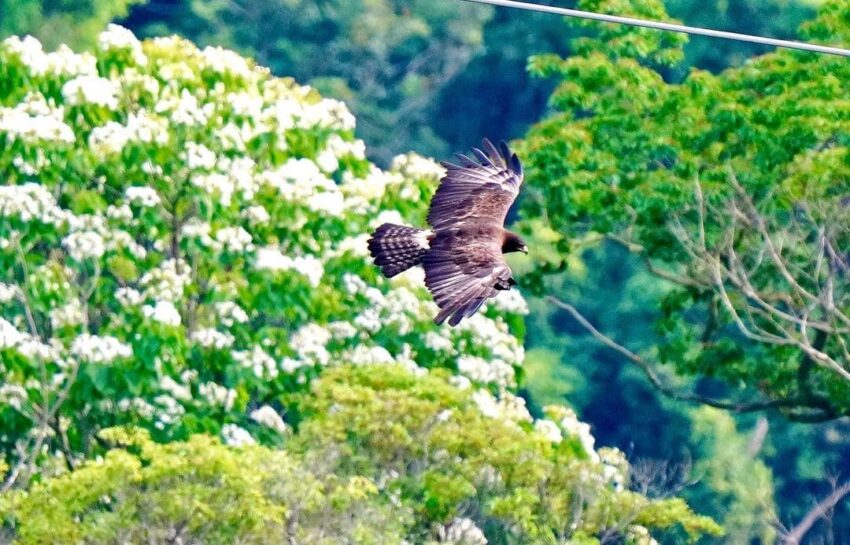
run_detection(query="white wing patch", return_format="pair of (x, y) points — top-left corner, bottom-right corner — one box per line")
(414, 229), (433, 249)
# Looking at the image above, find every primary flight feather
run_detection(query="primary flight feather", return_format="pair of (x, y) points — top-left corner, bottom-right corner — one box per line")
(368, 139), (526, 326)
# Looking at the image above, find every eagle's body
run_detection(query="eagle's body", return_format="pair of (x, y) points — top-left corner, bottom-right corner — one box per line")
(368, 139), (526, 326)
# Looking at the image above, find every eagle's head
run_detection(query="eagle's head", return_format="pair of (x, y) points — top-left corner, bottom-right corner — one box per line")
(502, 231), (528, 254)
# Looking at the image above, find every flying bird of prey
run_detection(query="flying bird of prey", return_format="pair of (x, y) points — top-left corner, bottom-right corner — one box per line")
(368, 139), (526, 326)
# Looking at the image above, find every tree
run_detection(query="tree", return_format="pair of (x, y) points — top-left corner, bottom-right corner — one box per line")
(0, 25), (526, 488)
(0, 0), (145, 50)
(519, 0), (850, 422)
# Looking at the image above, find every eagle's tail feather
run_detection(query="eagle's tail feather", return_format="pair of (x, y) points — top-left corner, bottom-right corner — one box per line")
(368, 223), (430, 278)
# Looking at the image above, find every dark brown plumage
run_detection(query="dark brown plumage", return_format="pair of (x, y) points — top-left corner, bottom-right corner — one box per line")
(368, 139), (526, 326)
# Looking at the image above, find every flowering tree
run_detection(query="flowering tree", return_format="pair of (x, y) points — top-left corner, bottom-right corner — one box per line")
(0, 24), (529, 477)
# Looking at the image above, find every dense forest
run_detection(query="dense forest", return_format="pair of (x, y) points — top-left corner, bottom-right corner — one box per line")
(0, 0), (848, 543)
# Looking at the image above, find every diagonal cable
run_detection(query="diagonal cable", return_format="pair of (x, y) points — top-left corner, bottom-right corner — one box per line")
(460, 0), (850, 57)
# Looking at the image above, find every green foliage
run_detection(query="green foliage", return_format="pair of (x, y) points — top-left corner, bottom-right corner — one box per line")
(1, 427), (407, 544)
(0, 0), (145, 50)
(1, 365), (722, 544)
(688, 408), (776, 545)
(520, 0), (850, 419)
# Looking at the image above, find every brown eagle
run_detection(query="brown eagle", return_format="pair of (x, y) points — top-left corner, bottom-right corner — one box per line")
(368, 139), (526, 326)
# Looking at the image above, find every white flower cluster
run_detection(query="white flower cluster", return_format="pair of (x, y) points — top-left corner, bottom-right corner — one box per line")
(233, 346), (278, 378)
(534, 419), (563, 443)
(2, 35), (96, 77)
(70, 334), (133, 363)
(190, 328), (235, 349)
(89, 110), (169, 157)
(286, 323), (331, 369)
(0, 384), (28, 411)
(222, 423), (256, 447)
(0, 282), (22, 303)
(99, 24), (146, 65)
(140, 259), (192, 301)
(125, 186), (161, 207)
(0, 318), (60, 362)
(49, 299), (85, 329)
(489, 289), (530, 315)
(62, 76), (120, 110)
(142, 300), (182, 326)
(0, 183), (67, 225)
(255, 247), (324, 287)
(199, 382), (236, 411)
(62, 231), (105, 261)
(0, 97), (75, 144)
(440, 517), (488, 545)
(249, 405), (288, 434)
(472, 389), (532, 424)
(391, 152), (446, 181)
(544, 405), (599, 462)
(457, 356), (516, 388)
(214, 301), (249, 327)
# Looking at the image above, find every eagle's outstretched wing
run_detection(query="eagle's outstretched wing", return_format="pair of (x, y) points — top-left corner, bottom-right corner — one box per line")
(427, 138), (523, 230)
(423, 228), (514, 326)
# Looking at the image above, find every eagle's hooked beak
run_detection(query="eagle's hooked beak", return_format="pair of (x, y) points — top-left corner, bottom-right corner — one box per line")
(520, 244), (528, 254)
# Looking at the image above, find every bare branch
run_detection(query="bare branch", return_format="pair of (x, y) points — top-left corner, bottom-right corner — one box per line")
(781, 480), (850, 545)
(544, 295), (832, 417)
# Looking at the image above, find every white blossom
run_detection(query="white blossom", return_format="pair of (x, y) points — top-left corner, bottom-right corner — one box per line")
(222, 424), (256, 447)
(62, 231), (105, 261)
(199, 382), (236, 411)
(140, 259), (191, 301)
(142, 300), (182, 326)
(289, 323), (331, 365)
(202, 46), (253, 77)
(190, 328), (235, 349)
(0, 282), (21, 303)
(254, 247), (324, 287)
(0, 384), (28, 411)
(115, 287), (144, 307)
(70, 334), (132, 363)
(214, 301), (249, 327)
(98, 25), (145, 64)
(233, 346), (278, 378)
(392, 152), (445, 180)
(215, 226), (254, 253)
(250, 405), (288, 434)
(153, 394), (185, 429)
(62, 76), (119, 109)
(49, 299), (85, 329)
(489, 289), (529, 315)
(183, 141), (217, 170)
(441, 517), (487, 545)
(160, 376), (192, 401)
(534, 419), (563, 443)
(117, 397), (156, 419)
(125, 186), (161, 207)
(0, 183), (67, 225)
(242, 205), (270, 225)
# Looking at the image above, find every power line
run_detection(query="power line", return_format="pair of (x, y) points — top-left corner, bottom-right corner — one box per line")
(460, 0), (850, 58)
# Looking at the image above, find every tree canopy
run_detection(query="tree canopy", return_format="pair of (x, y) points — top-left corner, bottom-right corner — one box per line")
(520, 0), (850, 422)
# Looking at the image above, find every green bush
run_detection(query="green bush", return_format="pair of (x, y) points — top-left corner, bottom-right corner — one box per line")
(1, 365), (722, 544)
